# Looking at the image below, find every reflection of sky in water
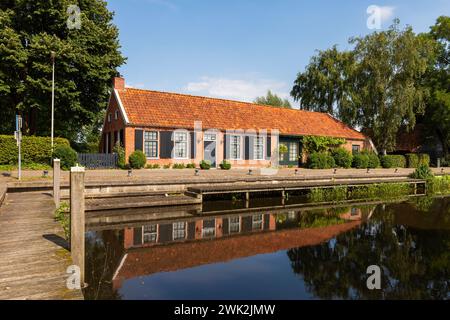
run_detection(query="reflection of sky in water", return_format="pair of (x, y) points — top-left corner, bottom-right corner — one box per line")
(119, 250), (317, 300)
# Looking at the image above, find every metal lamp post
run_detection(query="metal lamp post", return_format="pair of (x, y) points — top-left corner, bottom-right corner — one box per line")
(50, 51), (56, 150)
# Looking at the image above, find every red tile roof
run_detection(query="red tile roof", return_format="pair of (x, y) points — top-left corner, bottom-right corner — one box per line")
(117, 88), (366, 140)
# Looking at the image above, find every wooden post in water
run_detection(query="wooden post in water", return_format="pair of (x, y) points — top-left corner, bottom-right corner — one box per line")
(70, 166), (85, 287)
(53, 159), (60, 207)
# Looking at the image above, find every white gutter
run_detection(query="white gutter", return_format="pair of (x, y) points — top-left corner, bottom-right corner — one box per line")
(114, 89), (130, 124)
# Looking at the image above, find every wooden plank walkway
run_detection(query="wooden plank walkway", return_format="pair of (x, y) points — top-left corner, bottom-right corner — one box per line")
(85, 194), (202, 211)
(0, 192), (83, 300)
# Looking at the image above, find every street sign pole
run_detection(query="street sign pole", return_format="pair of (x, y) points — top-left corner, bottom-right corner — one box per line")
(15, 115), (22, 181)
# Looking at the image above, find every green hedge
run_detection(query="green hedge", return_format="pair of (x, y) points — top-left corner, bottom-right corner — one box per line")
(332, 148), (353, 168)
(406, 153), (420, 168)
(53, 145), (77, 170)
(418, 153), (430, 167)
(380, 155), (406, 168)
(0, 135), (70, 165)
(352, 154), (369, 169)
(367, 153), (380, 168)
(307, 152), (335, 169)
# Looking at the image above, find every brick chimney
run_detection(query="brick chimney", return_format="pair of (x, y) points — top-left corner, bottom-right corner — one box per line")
(113, 77), (125, 90)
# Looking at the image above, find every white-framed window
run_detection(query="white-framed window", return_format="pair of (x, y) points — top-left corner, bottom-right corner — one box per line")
(352, 145), (360, 155)
(202, 219), (216, 238)
(229, 216), (241, 234)
(174, 132), (189, 159)
(144, 131), (158, 158)
(254, 136), (265, 160)
(114, 110), (119, 120)
(289, 142), (298, 162)
(173, 221), (186, 240)
(230, 135), (241, 160)
(252, 214), (263, 230)
(143, 224), (157, 244)
(107, 113), (112, 123)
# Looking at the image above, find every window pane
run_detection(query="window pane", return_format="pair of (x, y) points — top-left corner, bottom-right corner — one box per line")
(252, 214), (263, 230)
(230, 135), (241, 159)
(174, 132), (188, 158)
(144, 131), (158, 158)
(289, 142), (298, 161)
(173, 222), (186, 240)
(254, 137), (264, 160)
(143, 224), (157, 243)
(229, 217), (240, 233)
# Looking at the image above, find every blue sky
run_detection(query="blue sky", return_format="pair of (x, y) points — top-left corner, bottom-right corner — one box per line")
(107, 0), (450, 104)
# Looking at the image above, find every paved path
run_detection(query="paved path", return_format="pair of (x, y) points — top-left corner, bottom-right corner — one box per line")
(3, 167), (450, 185)
(0, 192), (83, 300)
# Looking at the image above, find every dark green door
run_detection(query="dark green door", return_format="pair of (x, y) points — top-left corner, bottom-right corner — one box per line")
(279, 138), (300, 167)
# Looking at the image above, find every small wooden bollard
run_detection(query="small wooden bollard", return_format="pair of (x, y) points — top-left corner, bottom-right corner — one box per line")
(70, 166), (85, 287)
(53, 159), (60, 207)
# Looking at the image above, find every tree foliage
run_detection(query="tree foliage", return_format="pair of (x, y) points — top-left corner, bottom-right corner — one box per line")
(0, 0), (125, 142)
(422, 16), (450, 157)
(254, 90), (291, 108)
(292, 20), (435, 154)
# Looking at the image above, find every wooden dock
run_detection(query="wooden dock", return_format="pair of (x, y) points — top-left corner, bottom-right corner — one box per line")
(186, 178), (427, 200)
(0, 192), (83, 300)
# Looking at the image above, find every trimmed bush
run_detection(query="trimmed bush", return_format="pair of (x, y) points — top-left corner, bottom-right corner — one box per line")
(367, 153), (380, 169)
(172, 163), (186, 169)
(307, 152), (335, 169)
(352, 154), (369, 169)
(186, 163), (196, 169)
(409, 164), (434, 180)
(0, 135), (70, 165)
(163, 164), (171, 169)
(332, 148), (353, 168)
(406, 153), (420, 168)
(220, 160), (231, 170)
(380, 155), (406, 168)
(200, 160), (211, 170)
(52, 145), (77, 170)
(128, 150), (146, 169)
(418, 153), (430, 167)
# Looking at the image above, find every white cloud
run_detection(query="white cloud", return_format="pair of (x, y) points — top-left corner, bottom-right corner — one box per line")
(183, 76), (291, 103)
(378, 6), (396, 22)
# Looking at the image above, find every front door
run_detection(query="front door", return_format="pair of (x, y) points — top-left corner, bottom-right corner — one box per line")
(279, 138), (300, 167)
(204, 133), (217, 167)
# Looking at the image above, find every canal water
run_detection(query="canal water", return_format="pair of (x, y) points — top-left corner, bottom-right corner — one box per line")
(83, 196), (450, 300)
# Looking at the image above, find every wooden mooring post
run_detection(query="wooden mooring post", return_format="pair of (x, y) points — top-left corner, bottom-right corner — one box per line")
(70, 166), (85, 287)
(53, 158), (60, 207)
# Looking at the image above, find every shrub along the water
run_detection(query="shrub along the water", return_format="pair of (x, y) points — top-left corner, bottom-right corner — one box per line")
(352, 153), (369, 169)
(332, 148), (353, 168)
(0, 135), (70, 165)
(409, 164), (434, 180)
(307, 152), (335, 169)
(52, 145), (77, 170)
(128, 150), (146, 169)
(380, 155), (406, 168)
(349, 183), (410, 200)
(298, 209), (346, 228)
(427, 175), (450, 195)
(308, 186), (348, 203)
(54, 202), (70, 239)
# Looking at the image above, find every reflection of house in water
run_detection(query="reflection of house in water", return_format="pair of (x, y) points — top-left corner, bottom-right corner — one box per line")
(111, 207), (367, 290)
(124, 214), (274, 249)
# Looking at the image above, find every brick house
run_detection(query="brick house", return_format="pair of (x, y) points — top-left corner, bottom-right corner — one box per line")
(101, 77), (372, 168)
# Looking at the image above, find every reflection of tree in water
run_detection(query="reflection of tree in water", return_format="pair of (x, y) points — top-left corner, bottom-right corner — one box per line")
(83, 230), (124, 300)
(287, 200), (450, 300)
